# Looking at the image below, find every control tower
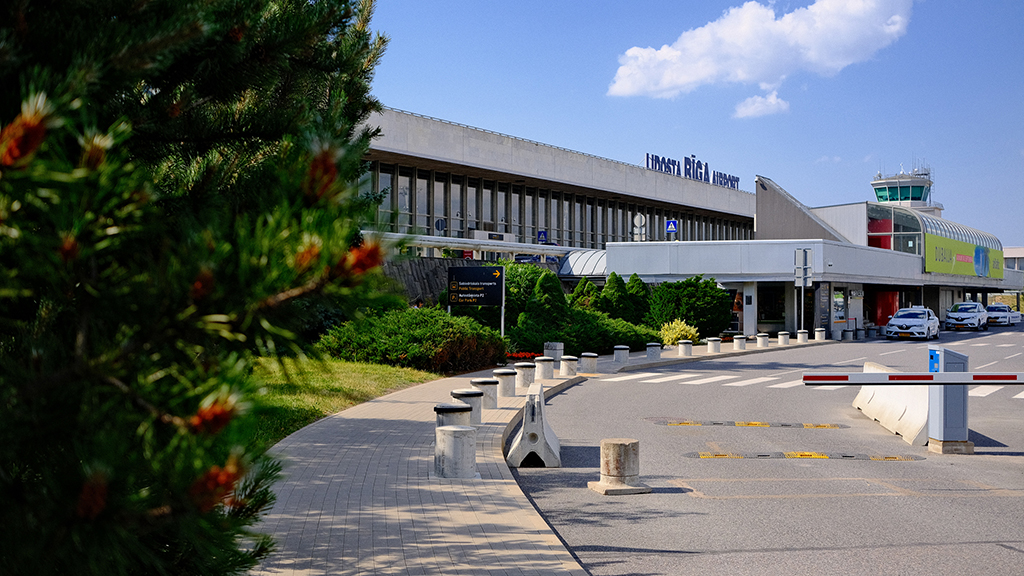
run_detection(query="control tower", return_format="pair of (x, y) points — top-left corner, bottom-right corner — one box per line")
(871, 165), (943, 217)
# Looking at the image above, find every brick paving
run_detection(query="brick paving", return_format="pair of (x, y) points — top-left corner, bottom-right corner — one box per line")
(253, 338), (834, 575)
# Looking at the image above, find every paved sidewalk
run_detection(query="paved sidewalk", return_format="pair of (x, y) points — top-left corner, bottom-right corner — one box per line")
(253, 337), (835, 575)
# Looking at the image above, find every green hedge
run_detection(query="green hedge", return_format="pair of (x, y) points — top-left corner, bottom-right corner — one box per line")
(316, 307), (506, 374)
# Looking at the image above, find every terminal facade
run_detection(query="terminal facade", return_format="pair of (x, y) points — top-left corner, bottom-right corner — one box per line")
(361, 108), (1024, 338)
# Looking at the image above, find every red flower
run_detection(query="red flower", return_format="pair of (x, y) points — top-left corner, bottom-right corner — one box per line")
(189, 268), (215, 301)
(189, 399), (236, 435)
(189, 456), (244, 513)
(58, 234), (80, 263)
(0, 93), (55, 167)
(303, 148), (338, 201)
(76, 473), (108, 520)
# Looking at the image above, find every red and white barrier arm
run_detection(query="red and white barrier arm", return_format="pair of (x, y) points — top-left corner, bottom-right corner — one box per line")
(803, 373), (1024, 386)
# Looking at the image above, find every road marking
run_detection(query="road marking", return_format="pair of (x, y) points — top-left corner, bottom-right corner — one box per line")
(724, 376), (778, 387)
(975, 361), (998, 369)
(1005, 352), (1023, 359)
(878, 349), (906, 356)
(686, 375), (740, 385)
(835, 357), (868, 365)
(603, 372), (659, 381)
(969, 385), (1004, 397)
(641, 373), (703, 383)
(997, 344), (1017, 348)
(812, 385), (845, 391)
(1014, 391), (1024, 399)
(971, 343), (991, 347)
(768, 380), (804, 388)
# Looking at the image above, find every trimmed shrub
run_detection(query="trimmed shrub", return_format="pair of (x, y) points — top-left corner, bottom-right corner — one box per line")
(625, 273), (651, 325)
(645, 275), (733, 338)
(568, 276), (599, 310)
(660, 319), (701, 346)
(594, 271), (631, 320)
(559, 309), (660, 356)
(317, 307), (506, 374)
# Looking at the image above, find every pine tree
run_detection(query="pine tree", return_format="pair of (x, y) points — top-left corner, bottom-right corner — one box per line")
(0, 1), (387, 574)
(568, 276), (599, 309)
(625, 273), (651, 325)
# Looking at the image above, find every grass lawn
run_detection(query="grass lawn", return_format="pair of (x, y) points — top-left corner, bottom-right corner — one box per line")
(247, 357), (441, 452)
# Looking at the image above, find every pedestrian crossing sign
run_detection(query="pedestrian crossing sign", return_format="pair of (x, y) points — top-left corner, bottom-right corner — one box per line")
(666, 220), (678, 234)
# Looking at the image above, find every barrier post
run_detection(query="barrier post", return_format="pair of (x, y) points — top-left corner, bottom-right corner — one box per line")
(678, 340), (692, 357)
(928, 346), (973, 454)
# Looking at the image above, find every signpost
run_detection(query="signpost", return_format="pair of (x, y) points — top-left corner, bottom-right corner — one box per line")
(666, 219), (678, 238)
(794, 248), (812, 331)
(448, 266), (506, 336)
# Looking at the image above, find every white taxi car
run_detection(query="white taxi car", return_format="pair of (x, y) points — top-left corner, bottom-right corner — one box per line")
(944, 302), (988, 331)
(885, 306), (940, 340)
(985, 303), (1021, 326)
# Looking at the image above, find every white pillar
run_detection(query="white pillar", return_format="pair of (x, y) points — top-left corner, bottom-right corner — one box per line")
(470, 378), (498, 409)
(450, 389), (482, 425)
(678, 340), (692, 357)
(514, 362), (536, 390)
(435, 425), (478, 479)
(706, 338), (721, 354)
(492, 368), (517, 397)
(580, 353), (598, 373)
(797, 329), (809, 343)
(587, 438), (651, 495)
(756, 333), (769, 348)
(743, 281), (758, 337)
(613, 345), (629, 364)
(434, 402), (471, 428)
(779, 331), (790, 346)
(535, 356), (554, 380)
(646, 343), (662, 361)
(733, 336), (746, 351)
(559, 356), (578, 376)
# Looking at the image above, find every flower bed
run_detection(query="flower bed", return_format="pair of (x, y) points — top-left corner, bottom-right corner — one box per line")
(506, 351), (542, 362)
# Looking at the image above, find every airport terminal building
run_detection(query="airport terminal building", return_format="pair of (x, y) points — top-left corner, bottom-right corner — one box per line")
(362, 108), (1024, 337)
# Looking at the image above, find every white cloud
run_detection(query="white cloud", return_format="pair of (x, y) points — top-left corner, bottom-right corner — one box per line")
(608, 0), (912, 114)
(815, 155), (842, 164)
(734, 91), (790, 118)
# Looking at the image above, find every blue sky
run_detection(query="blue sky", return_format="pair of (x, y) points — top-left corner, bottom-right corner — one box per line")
(370, 0), (1024, 246)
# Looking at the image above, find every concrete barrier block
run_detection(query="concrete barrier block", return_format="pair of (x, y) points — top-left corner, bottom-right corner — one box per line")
(852, 362), (928, 446)
(435, 425), (478, 479)
(588, 438), (651, 495)
(559, 356), (578, 376)
(469, 378), (499, 409)
(678, 340), (692, 357)
(580, 353), (598, 373)
(535, 356), (554, 380)
(492, 368), (517, 397)
(506, 383), (560, 468)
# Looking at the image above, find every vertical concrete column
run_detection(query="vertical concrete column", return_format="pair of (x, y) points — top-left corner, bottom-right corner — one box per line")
(756, 333), (769, 348)
(514, 362), (536, 390)
(779, 331), (790, 346)
(535, 356), (554, 380)
(434, 402), (472, 428)
(742, 281), (758, 337)
(706, 337), (721, 354)
(469, 378), (499, 409)
(559, 356), (578, 376)
(733, 336), (746, 351)
(814, 328), (826, 341)
(587, 438), (651, 495)
(493, 368), (518, 397)
(450, 389), (483, 425)
(613, 345), (630, 364)
(797, 329), (809, 343)
(435, 425), (478, 479)
(580, 353), (598, 373)
(678, 340), (692, 357)
(646, 343), (662, 361)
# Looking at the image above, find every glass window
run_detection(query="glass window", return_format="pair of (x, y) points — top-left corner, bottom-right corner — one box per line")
(482, 181), (494, 227)
(466, 178), (478, 230)
(525, 188), (534, 243)
(397, 168), (412, 234)
(511, 186), (521, 239)
(497, 183), (507, 233)
(416, 171), (429, 234)
(377, 164), (393, 227)
(433, 173), (447, 236)
(450, 176), (462, 238)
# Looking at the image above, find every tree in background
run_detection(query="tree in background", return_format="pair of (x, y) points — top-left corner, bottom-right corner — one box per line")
(568, 276), (599, 310)
(594, 271), (630, 320)
(0, 1), (387, 574)
(645, 275), (733, 339)
(625, 273), (651, 325)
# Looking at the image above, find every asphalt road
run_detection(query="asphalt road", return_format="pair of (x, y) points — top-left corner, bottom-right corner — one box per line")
(515, 325), (1024, 576)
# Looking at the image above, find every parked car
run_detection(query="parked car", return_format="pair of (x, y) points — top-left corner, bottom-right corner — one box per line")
(885, 306), (940, 340)
(944, 302), (988, 331)
(985, 303), (1021, 326)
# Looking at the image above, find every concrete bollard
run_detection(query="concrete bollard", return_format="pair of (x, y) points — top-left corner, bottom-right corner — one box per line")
(506, 383), (560, 468)
(580, 353), (598, 373)
(856, 328), (865, 340)
(543, 342), (564, 367)
(646, 343), (662, 361)
(587, 438), (652, 495)
(470, 378), (499, 409)
(733, 336), (746, 351)
(535, 356), (555, 380)
(613, 345), (630, 364)
(814, 328), (826, 341)
(756, 333), (769, 348)
(559, 356), (578, 376)
(435, 425), (478, 479)
(866, 327), (877, 338)
(678, 340), (692, 357)
(493, 368), (518, 397)
(797, 329), (809, 343)
(706, 337), (721, 354)
(842, 329), (854, 342)
(779, 331), (790, 346)
(514, 362), (536, 390)
(434, 402), (472, 428)
(450, 389), (483, 425)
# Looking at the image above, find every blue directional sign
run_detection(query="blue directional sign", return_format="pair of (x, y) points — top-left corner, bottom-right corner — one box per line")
(537, 230), (548, 243)
(666, 220), (678, 234)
